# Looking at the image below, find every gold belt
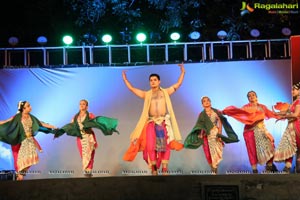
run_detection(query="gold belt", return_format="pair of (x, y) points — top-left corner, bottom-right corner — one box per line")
(25, 132), (33, 138)
(256, 121), (264, 128)
(149, 116), (165, 125)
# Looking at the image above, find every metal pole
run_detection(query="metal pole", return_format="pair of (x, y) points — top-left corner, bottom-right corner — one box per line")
(63, 47), (67, 65)
(267, 40), (271, 58)
(229, 42), (233, 59)
(82, 46), (86, 64)
(43, 48), (47, 66)
(210, 43), (214, 60)
(146, 44), (150, 63)
(203, 43), (207, 61)
(165, 44), (168, 62)
(184, 43), (187, 62)
(24, 49), (27, 66)
(89, 46), (94, 64)
(127, 45), (131, 64)
(249, 41), (252, 59)
(108, 46), (112, 65)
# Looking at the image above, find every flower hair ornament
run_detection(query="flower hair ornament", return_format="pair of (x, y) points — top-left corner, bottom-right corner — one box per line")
(17, 101), (27, 113)
(293, 82), (300, 90)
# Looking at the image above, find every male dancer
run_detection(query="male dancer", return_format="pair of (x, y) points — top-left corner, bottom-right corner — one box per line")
(123, 64), (185, 175)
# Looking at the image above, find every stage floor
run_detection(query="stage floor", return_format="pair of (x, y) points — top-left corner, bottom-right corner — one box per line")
(1, 174), (300, 200)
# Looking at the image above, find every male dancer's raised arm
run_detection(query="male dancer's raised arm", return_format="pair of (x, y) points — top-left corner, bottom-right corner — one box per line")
(122, 70), (146, 99)
(167, 63), (185, 95)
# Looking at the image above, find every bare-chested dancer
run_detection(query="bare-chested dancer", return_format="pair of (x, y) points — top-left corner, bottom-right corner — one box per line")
(122, 63), (185, 175)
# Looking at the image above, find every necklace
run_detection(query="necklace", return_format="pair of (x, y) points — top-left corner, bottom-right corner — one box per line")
(22, 114), (30, 119)
(205, 108), (212, 116)
(78, 112), (86, 122)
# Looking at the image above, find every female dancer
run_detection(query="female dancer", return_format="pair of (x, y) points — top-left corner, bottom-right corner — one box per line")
(223, 91), (279, 173)
(274, 82), (300, 173)
(184, 96), (239, 174)
(0, 101), (57, 180)
(54, 99), (119, 177)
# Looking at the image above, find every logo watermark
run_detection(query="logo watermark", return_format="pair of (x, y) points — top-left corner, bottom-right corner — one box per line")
(48, 170), (75, 175)
(122, 169), (148, 175)
(240, 1), (299, 15)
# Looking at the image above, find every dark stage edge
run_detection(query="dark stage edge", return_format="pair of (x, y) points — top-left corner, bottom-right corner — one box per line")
(1, 174), (300, 200)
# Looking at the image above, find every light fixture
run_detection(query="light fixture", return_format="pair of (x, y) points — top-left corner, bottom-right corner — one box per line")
(189, 31), (201, 41)
(250, 29), (260, 39)
(62, 35), (73, 46)
(37, 36), (48, 46)
(8, 36), (19, 46)
(136, 33), (147, 44)
(170, 32), (180, 42)
(217, 30), (227, 40)
(281, 27), (291, 37)
(102, 34), (112, 44)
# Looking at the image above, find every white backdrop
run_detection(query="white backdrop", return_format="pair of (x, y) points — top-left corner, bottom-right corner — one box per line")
(0, 59), (292, 178)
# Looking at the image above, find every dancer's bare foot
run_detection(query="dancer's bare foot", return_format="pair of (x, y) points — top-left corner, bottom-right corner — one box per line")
(162, 167), (168, 176)
(151, 165), (158, 176)
(16, 174), (24, 181)
(84, 169), (93, 178)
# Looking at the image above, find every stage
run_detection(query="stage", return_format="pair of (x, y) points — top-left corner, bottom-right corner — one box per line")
(0, 60), (299, 200)
(1, 173), (300, 200)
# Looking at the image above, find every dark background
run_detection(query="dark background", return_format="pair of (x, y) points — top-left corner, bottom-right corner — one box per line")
(1, 0), (299, 47)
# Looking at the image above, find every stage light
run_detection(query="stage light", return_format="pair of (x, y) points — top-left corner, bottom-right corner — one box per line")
(281, 27), (291, 37)
(37, 36), (48, 46)
(62, 35), (73, 45)
(170, 32), (180, 42)
(189, 31), (201, 41)
(8, 36), (19, 46)
(136, 33), (147, 43)
(250, 29), (260, 39)
(217, 30), (227, 40)
(102, 34), (112, 44)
